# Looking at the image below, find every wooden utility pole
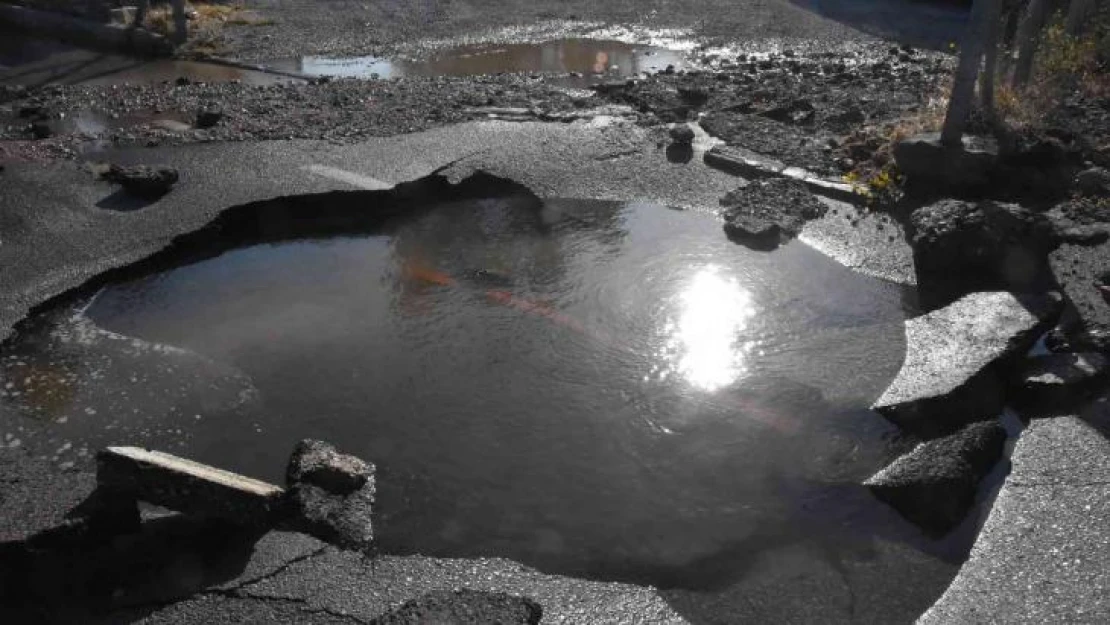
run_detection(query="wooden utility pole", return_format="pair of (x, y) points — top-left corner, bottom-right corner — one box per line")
(981, 0), (1004, 116)
(1012, 0), (1048, 87)
(942, 0), (994, 146)
(172, 0), (188, 45)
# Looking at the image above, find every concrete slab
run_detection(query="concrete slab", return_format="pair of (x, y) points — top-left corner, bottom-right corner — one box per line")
(873, 291), (1062, 436)
(918, 416), (1110, 624)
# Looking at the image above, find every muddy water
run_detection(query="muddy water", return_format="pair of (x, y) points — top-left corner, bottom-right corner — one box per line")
(267, 39), (688, 80)
(0, 197), (951, 593)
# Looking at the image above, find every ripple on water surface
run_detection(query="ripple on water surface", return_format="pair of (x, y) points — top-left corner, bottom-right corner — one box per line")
(1, 196), (956, 597)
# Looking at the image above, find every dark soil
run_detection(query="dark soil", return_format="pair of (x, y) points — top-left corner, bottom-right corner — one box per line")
(0, 75), (590, 160)
(0, 42), (950, 170)
(596, 46), (950, 175)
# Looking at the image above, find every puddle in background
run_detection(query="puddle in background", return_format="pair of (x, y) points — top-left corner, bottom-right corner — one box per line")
(268, 39), (690, 80)
(0, 195), (963, 601)
(1, 32), (685, 88)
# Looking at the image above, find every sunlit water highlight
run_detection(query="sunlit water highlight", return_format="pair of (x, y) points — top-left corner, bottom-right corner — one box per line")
(661, 266), (755, 391)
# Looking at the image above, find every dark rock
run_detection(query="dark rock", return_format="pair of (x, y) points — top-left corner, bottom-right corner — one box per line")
(666, 143), (694, 164)
(700, 112), (837, 176)
(1045, 199), (1110, 245)
(371, 590), (542, 625)
(720, 178), (827, 250)
(669, 123), (695, 145)
(759, 99), (816, 126)
(102, 164), (179, 198)
(676, 85), (709, 106)
(286, 439), (376, 550)
(909, 199), (1058, 290)
(990, 131), (1081, 200)
(997, 132), (1071, 167)
(1075, 167), (1110, 197)
(29, 120), (52, 139)
(1013, 352), (1110, 411)
(175, 77), (191, 86)
(1048, 197), (1110, 226)
(894, 132), (998, 196)
(826, 106), (866, 128)
(18, 102), (46, 119)
(873, 291), (1063, 437)
(195, 103), (224, 129)
(287, 439), (371, 495)
(1049, 239), (1110, 351)
(865, 421), (1007, 535)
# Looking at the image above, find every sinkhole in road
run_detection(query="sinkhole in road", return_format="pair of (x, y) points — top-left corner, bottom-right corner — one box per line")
(266, 38), (690, 81)
(0, 181), (967, 605)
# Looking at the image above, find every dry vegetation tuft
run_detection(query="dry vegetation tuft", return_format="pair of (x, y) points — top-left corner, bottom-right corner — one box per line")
(143, 2), (274, 55)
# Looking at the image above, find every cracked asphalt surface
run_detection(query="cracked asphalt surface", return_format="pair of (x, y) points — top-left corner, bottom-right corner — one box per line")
(2, 1), (1108, 623)
(0, 117), (932, 625)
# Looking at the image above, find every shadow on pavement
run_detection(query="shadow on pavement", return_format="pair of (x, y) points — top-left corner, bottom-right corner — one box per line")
(0, 510), (266, 625)
(96, 188), (163, 212)
(789, 0), (970, 50)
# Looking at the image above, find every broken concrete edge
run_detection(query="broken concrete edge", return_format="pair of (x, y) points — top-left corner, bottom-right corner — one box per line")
(0, 168), (537, 345)
(873, 291), (1064, 438)
(916, 414), (1110, 624)
(0, 4), (172, 58)
(704, 144), (863, 204)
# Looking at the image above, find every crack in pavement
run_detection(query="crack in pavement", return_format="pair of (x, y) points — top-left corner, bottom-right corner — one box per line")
(113, 543), (332, 619)
(218, 544), (332, 593)
(206, 591), (372, 625)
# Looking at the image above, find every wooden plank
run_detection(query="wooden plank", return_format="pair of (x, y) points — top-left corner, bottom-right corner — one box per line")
(97, 446), (285, 525)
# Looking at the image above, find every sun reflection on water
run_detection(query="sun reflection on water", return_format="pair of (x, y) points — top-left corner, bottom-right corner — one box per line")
(658, 265), (755, 391)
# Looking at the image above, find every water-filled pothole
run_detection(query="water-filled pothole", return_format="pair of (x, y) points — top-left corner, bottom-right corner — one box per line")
(267, 38), (689, 80)
(1, 185), (964, 601)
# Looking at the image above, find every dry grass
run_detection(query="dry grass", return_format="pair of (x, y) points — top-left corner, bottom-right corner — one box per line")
(143, 2), (274, 47)
(885, 82), (951, 145)
(991, 12), (1110, 129)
